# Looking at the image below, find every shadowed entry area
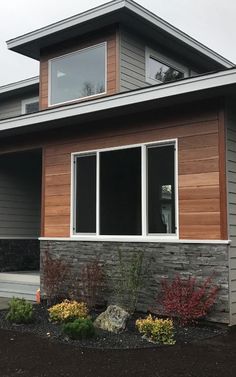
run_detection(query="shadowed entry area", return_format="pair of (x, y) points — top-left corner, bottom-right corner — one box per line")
(0, 149), (42, 273)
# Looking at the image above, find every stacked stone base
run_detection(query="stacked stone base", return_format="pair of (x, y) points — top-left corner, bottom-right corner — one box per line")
(40, 241), (229, 324)
(0, 239), (40, 272)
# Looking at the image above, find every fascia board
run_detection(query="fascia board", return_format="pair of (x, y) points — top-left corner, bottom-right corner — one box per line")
(0, 76), (39, 95)
(0, 69), (236, 133)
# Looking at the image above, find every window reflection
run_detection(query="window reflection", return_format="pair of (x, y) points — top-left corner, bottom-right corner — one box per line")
(149, 57), (184, 83)
(50, 43), (106, 105)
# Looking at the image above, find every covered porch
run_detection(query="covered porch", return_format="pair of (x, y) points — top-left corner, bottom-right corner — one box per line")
(0, 149), (42, 300)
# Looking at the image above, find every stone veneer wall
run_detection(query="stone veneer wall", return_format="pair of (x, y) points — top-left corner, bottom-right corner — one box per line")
(0, 240), (40, 272)
(40, 241), (229, 323)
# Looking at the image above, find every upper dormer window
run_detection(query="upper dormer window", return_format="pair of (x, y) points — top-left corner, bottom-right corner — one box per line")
(21, 97), (39, 114)
(145, 47), (187, 85)
(49, 42), (107, 106)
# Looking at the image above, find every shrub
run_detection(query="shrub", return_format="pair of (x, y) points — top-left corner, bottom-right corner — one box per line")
(63, 318), (95, 340)
(136, 314), (175, 345)
(6, 298), (33, 324)
(48, 300), (88, 323)
(42, 246), (69, 305)
(159, 274), (218, 326)
(114, 250), (144, 313)
(80, 260), (105, 309)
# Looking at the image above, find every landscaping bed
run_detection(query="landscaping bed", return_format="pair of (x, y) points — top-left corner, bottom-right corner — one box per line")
(0, 304), (227, 349)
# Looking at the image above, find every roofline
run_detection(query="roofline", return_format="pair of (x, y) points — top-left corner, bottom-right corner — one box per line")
(1, 68), (236, 134)
(7, 0), (234, 68)
(0, 76), (39, 95)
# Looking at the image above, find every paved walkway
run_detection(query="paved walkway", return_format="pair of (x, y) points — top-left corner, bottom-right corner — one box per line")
(0, 298), (9, 310)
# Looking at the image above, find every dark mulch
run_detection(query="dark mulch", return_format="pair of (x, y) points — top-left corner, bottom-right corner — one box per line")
(1, 305), (236, 377)
(0, 327), (236, 377)
(0, 305), (226, 349)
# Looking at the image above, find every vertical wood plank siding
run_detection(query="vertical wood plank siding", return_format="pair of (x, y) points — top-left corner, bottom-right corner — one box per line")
(226, 97), (236, 325)
(39, 27), (118, 110)
(41, 102), (225, 239)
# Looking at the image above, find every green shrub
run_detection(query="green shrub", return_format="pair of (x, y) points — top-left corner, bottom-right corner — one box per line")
(48, 300), (88, 323)
(136, 314), (175, 345)
(63, 318), (95, 340)
(6, 298), (33, 324)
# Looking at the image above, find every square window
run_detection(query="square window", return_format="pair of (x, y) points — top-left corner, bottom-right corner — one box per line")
(49, 43), (106, 106)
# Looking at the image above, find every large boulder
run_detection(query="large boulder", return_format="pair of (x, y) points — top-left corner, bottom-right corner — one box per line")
(94, 305), (130, 333)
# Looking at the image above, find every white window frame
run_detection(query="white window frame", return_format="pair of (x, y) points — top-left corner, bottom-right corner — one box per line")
(145, 47), (188, 85)
(21, 97), (39, 114)
(71, 139), (179, 242)
(48, 42), (107, 107)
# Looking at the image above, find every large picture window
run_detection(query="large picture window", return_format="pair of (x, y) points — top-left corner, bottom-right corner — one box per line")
(49, 43), (106, 106)
(73, 141), (177, 238)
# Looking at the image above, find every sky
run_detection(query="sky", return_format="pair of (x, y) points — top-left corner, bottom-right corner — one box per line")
(0, 0), (236, 86)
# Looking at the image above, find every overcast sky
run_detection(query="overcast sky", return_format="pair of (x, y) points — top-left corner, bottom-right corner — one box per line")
(0, 0), (236, 86)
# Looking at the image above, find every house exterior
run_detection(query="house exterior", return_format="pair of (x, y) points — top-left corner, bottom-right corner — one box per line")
(0, 0), (236, 324)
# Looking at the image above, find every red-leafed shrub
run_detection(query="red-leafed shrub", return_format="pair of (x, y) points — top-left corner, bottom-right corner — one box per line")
(159, 274), (219, 326)
(80, 260), (105, 309)
(42, 249), (69, 305)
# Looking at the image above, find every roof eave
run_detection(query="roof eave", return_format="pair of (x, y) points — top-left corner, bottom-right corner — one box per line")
(6, 0), (234, 69)
(0, 68), (236, 137)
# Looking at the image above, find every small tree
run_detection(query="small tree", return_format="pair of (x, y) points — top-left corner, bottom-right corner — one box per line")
(80, 260), (105, 309)
(42, 248), (69, 305)
(114, 250), (144, 313)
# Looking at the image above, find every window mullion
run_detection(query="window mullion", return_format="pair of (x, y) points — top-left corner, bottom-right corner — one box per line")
(141, 145), (147, 236)
(96, 152), (100, 236)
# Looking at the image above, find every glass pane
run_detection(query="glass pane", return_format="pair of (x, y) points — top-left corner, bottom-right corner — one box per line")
(100, 148), (141, 235)
(51, 44), (106, 105)
(148, 145), (175, 234)
(25, 102), (39, 114)
(149, 57), (184, 83)
(76, 155), (96, 233)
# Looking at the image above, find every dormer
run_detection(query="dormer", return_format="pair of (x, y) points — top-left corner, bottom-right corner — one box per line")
(6, 0), (234, 111)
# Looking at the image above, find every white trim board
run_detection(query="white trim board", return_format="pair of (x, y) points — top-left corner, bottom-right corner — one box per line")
(1, 68), (236, 134)
(38, 237), (231, 245)
(6, 0), (233, 68)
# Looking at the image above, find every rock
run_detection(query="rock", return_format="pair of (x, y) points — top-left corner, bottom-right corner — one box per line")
(94, 305), (130, 333)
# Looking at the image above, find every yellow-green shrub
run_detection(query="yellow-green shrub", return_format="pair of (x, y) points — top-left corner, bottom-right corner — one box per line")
(136, 314), (175, 345)
(48, 300), (88, 323)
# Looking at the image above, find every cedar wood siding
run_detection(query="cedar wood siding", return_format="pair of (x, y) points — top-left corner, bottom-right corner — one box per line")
(41, 101), (226, 239)
(39, 26), (119, 110)
(0, 100), (227, 240)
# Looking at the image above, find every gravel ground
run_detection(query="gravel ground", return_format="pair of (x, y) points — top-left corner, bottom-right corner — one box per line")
(0, 305), (227, 349)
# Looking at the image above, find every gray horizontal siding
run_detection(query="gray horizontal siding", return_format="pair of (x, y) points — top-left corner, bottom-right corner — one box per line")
(0, 98), (21, 120)
(226, 97), (236, 325)
(120, 28), (147, 92)
(0, 153), (41, 238)
(119, 27), (198, 93)
(0, 90), (39, 121)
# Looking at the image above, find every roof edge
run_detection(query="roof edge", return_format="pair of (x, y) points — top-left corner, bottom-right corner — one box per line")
(0, 76), (39, 95)
(6, 0), (234, 68)
(1, 68), (236, 134)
